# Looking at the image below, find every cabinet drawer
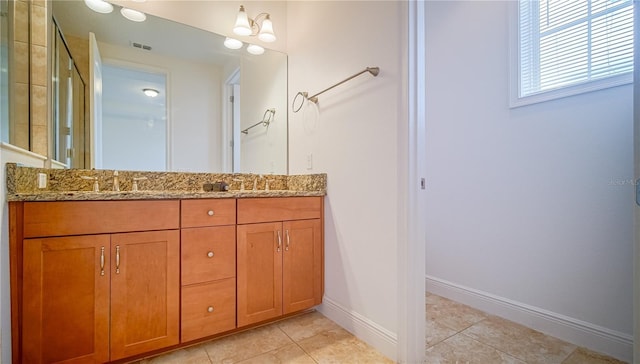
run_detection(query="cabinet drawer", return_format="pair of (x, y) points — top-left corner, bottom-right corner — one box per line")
(181, 278), (236, 343)
(237, 197), (322, 224)
(181, 199), (236, 228)
(181, 226), (236, 285)
(23, 200), (180, 238)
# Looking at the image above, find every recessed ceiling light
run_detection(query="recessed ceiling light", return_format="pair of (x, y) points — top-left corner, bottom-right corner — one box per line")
(143, 88), (159, 97)
(84, 0), (113, 14)
(121, 8), (146, 22)
(246, 44), (264, 55)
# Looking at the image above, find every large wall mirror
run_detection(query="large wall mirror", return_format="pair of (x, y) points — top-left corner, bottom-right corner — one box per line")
(10, 0), (288, 174)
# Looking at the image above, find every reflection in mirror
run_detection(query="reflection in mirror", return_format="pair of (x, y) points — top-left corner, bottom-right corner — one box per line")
(0, 0), (8, 144)
(51, 0), (288, 174)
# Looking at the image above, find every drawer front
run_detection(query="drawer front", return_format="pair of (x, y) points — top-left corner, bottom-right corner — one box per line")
(181, 278), (236, 343)
(181, 199), (236, 228)
(181, 226), (236, 285)
(23, 200), (180, 238)
(237, 197), (322, 224)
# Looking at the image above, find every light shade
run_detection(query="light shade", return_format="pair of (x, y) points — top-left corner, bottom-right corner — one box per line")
(224, 37), (243, 50)
(233, 5), (252, 36)
(143, 88), (159, 97)
(84, 0), (113, 14)
(246, 44), (264, 55)
(258, 15), (276, 42)
(121, 8), (146, 22)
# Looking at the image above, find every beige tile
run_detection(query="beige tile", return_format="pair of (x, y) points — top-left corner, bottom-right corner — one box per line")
(13, 41), (29, 84)
(562, 347), (628, 364)
(30, 44), (47, 86)
(235, 343), (316, 364)
(425, 318), (458, 348)
(278, 311), (342, 342)
(31, 85), (48, 126)
(202, 325), (293, 363)
(30, 124), (48, 156)
(13, 1), (29, 43)
(462, 316), (576, 364)
(298, 327), (393, 364)
(30, 3), (47, 47)
(426, 294), (488, 331)
(425, 333), (526, 364)
(138, 345), (212, 364)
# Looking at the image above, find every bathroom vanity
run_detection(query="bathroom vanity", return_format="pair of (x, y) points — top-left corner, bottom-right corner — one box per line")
(6, 165), (326, 363)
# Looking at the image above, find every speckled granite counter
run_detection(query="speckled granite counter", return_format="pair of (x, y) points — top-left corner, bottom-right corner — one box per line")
(6, 163), (326, 201)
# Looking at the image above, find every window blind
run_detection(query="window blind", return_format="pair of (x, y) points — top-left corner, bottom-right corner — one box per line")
(519, 0), (633, 98)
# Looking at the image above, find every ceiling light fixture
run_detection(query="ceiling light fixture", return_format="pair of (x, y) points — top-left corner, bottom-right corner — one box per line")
(84, 0), (113, 14)
(143, 88), (159, 97)
(121, 8), (147, 22)
(232, 5), (276, 42)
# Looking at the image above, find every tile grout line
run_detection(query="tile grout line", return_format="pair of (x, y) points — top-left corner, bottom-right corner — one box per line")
(276, 323), (321, 364)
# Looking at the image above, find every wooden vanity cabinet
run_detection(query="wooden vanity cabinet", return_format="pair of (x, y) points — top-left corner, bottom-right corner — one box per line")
(180, 199), (237, 343)
(13, 200), (180, 364)
(236, 197), (323, 327)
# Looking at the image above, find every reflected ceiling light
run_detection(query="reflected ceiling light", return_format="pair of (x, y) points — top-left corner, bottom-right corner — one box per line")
(224, 37), (243, 50)
(143, 88), (159, 97)
(121, 8), (146, 22)
(84, 0), (113, 14)
(232, 5), (276, 42)
(246, 44), (264, 55)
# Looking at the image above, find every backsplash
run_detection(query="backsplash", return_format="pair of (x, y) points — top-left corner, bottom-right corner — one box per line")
(6, 163), (326, 195)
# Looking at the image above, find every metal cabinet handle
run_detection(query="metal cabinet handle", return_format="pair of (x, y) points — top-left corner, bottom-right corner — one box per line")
(207, 210), (214, 216)
(207, 306), (214, 313)
(207, 251), (214, 258)
(277, 230), (282, 252)
(285, 230), (290, 251)
(100, 247), (105, 276)
(115, 245), (120, 274)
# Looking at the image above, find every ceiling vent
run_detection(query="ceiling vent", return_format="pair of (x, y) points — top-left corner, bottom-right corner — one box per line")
(130, 42), (152, 51)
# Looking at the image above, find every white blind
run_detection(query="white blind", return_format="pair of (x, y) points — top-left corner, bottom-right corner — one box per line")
(519, 0), (633, 98)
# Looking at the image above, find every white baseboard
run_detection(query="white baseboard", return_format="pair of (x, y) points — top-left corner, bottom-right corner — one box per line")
(317, 297), (398, 361)
(426, 275), (633, 363)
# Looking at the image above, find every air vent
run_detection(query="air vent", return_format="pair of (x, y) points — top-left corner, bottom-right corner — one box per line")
(130, 42), (152, 51)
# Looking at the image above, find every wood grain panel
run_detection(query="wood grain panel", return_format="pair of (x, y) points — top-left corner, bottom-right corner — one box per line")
(110, 230), (180, 360)
(237, 197), (321, 224)
(237, 222), (283, 327)
(22, 235), (110, 363)
(181, 226), (236, 285)
(181, 278), (236, 342)
(23, 200), (180, 238)
(181, 199), (236, 228)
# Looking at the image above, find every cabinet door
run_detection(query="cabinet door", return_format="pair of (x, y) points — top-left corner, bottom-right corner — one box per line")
(110, 230), (180, 360)
(237, 222), (283, 327)
(23, 235), (110, 364)
(283, 219), (323, 314)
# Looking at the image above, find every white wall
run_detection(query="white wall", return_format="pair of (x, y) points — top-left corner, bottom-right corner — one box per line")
(240, 51), (288, 174)
(287, 1), (406, 359)
(0, 143), (48, 363)
(98, 42), (223, 172)
(424, 1), (633, 361)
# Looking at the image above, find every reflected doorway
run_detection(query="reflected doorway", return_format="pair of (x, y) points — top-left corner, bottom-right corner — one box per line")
(100, 63), (167, 171)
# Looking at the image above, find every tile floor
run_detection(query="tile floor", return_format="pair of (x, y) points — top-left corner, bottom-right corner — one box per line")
(132, 293), (627, 364)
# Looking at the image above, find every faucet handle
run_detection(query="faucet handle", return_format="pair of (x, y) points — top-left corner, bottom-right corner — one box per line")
(233, 178), (245, 191)
(81, 176), (99, 192)
(265, 179), (274, 191)
(132, 177), (148, 192)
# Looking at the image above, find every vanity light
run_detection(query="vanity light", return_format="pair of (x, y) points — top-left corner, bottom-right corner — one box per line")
(224, 37), (243, 50)
(121, 8), (146, 22)
(232, 5), (276, 42)
(143, 88), (159, 97)
(84, 0), (113, 14)
(246, 44), (264, 55)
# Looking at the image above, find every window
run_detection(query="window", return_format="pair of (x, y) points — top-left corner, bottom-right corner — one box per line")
(512, 0), (633, 106)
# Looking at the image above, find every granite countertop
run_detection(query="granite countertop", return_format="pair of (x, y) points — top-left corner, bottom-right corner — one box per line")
(6, 163), (327, 202)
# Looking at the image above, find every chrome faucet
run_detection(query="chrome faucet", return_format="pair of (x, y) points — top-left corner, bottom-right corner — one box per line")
(81, 176), (99, 192)
(233, 178), (245, 191)
(112, 171), (120, 192)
